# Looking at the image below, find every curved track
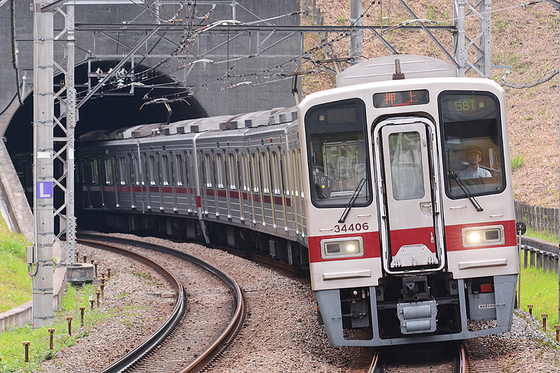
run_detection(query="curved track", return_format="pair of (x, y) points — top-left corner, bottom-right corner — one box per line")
(78, 234), (246, 373)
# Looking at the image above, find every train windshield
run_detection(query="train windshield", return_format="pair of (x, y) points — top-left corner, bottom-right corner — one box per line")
(439, 92), (505, 198)
(305, 98), (372, 207)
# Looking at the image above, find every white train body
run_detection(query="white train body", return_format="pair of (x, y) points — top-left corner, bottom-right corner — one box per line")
(74, 56), (519, 346)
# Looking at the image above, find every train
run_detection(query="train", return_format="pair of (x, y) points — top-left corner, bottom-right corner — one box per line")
(16, 55), (520, 346)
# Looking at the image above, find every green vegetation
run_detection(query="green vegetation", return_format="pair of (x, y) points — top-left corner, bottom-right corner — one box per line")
(510, 153), (525, 173)
(519, 250), (560, 330)
(525, 226), (559, 245)
(0, 284), (112, 372)
(0, 218), (31, 313)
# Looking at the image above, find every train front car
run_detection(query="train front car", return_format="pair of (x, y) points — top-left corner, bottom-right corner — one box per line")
(299, 64), (519, 346)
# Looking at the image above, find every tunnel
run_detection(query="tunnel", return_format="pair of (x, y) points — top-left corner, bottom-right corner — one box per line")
(5, 60), (208, 158)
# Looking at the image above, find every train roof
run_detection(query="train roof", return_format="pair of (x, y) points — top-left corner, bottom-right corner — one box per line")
(336, 54), (457, 87)
(79, 106), (298, 143)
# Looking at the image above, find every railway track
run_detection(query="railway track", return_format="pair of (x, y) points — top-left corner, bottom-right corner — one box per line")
(78, 234), (246, 373)
(368, 342), (468, 373)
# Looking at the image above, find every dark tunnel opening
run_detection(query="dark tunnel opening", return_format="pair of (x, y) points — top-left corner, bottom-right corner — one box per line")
(5, 60), (208, 157)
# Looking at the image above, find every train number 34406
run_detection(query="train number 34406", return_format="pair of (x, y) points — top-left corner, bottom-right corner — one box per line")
(333, 222), (369, 233)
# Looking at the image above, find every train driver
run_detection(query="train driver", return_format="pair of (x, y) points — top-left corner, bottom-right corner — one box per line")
(458, 145), (491, 179)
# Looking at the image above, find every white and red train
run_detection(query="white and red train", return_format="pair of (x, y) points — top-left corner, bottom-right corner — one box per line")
(72, 55), (519, 346)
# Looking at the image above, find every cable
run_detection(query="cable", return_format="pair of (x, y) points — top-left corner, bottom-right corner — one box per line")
(11, 0), (22, 105)
(501, 69), (559, 89)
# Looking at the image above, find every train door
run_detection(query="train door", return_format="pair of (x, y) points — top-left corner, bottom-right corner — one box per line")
(373, 118), (445, 274)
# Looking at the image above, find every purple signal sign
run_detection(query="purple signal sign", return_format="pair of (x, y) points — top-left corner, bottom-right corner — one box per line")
(37, 182), (53, 199)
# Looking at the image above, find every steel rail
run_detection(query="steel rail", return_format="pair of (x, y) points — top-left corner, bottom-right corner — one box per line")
(77, 237), (186, 373)
(79, 234), (246, 373)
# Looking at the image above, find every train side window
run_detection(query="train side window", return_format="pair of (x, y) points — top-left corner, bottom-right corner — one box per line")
(204, 153), (213, 188)
(185, 151), (192, 187)
(260, 151), (270, 194)
(281, 151), (289, 196)
(291, 149), (298, 197)
(240, 152), (249, 192)
(162, 155), (170, 185)
(148, 155), (157, 185)
(176, 154), (184, 186)
(216, 152), (225, 189)
(104, 158), (113, 185)
(227, 153), (237, 190)
(91, 159), (99, 185)
(134, 156), (142, 185)
(304, 98), (371, 207)
(251, 152), (260, 193)
(271, 151), (281, 195)
(119, 157), (127, 185)
(129, 155), (136, 185)
(438, 92), (505, 198)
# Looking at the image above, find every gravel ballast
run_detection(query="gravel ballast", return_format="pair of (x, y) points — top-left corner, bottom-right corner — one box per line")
(38, 235), (560, 372)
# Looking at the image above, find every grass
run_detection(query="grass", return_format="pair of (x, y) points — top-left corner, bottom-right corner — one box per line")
(0, 218), (31, 313)
(525, 226), (559, 245)
(0, 284), (114, 372)
(510, 153), (525, 173)
(519, 250), (560, 331)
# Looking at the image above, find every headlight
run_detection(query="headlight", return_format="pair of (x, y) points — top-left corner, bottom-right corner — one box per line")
(321, 237), (364, 259)
(462, 225), (504, 247)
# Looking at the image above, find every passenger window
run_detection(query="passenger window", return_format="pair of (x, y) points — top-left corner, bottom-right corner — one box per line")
(104, 158), (113, 185)
(261, 152), (270, 194)
(119, 158), (127, 185)
(162, 155), (169, 185)
(439, 92), (505, 198)
(175, 154), (184, 186)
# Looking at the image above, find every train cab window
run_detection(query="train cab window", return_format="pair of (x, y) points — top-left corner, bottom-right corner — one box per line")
(304, 98), (371, 207)
(439, 92), (505, 198)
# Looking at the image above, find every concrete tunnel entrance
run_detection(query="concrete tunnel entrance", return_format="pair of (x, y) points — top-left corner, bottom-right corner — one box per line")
(2, 60), (208, 238)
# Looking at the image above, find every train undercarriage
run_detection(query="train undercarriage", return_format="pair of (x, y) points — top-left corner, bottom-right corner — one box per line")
(316, 273), (518, 346)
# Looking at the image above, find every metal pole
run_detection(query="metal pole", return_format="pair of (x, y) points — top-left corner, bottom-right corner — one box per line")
(32, 0), (54, 328)
(558, 12), (560, 320)
(350, 0), (362, 65)
(65, 4), (77, 266)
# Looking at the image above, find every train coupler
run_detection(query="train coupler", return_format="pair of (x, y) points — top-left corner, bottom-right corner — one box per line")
(397, 299), (437, 334)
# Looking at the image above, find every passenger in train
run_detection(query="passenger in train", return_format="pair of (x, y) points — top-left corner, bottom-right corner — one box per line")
(458, 145), (491, 179)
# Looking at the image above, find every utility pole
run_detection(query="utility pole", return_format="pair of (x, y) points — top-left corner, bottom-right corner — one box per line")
(350, 0), (362, 64)
(32, 0), (55, 328)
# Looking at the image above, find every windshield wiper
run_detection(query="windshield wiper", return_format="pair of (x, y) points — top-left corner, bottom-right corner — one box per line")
(450, 170), (483, 212)
(338, 177), (367, 223)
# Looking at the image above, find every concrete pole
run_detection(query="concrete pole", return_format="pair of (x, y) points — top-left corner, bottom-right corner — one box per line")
(350, 0), (362, 65)
(32, 0), (54, 328)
